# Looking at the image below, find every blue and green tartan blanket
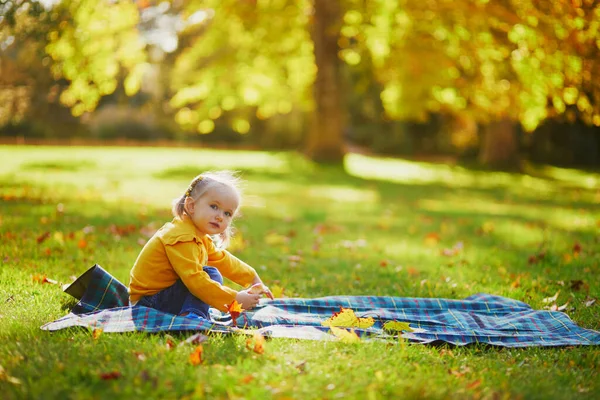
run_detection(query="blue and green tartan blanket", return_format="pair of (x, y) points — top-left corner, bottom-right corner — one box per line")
(41, 265), (600, 347)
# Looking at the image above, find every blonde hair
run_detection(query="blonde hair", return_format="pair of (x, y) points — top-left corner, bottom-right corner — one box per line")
(172, 171), (243, 248)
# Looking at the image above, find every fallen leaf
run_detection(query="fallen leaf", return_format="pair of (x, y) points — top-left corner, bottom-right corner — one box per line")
(99, 371), (121, 380)
(269, 284), (285, 298)
(241, 374), (255, 384)
(295, 361), (307, 373)
(477, 221), (494, 235)
(441, 242), (463, 257)
(321, 307), (374, 328)
(264, 232), (288, 246)
(573, 242), (582, 255)
(528, 255), (538, 265)
(180, 333), (208, 346)
(36, 232), (51, 244)
(383, 321), (414, 333)
(542, 291), (560, 304)
(584, 297), (596, 307)
(406, 267), (420, 276)
(245, 332), (265, 354)
(53, 231), (64, 245)
(467, 380), (482, 390)
(226, 300), (244, 327)
(78, 239), (87, 249)
(189, 345), (203, 365)
(570, 280), (588, 292)
(32, 273), (58, 285)
(424, 232), (440, 247)
(329, 326), (360, 343)
(166, 337), (176, 350)
(92, 328), (103, 340)
(228, 232), (247, 252)
(0, 365), (22, 385)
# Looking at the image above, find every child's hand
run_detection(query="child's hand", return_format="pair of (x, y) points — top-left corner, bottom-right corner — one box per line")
(236, 288), (261, 310)
(248, 282), (275, 300)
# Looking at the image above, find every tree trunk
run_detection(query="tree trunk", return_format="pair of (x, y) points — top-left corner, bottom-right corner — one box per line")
(306, 0), (345, 163)
(478, 118), (520, 170)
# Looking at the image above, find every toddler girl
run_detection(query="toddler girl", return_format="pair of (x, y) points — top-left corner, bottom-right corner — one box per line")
(128, 171), (273, 320)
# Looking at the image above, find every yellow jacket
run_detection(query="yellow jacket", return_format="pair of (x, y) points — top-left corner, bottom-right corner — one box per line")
(128, 216), (257, 312)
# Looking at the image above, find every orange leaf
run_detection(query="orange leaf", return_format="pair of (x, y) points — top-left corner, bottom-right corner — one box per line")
(424, 232), (440, 247)
(252, 332), (265, 354)
(241, 374), (255, 384)
(226, 300), (244, 327)
(99, 371), (121, 380)
(246, 332), (265, 354)
(36, 232), (50, 244)
(166, 338), (175, 350)
(92, 328), (103, 340)
(32, 273), (58, 285)
(189, 345), (203, 366)
(78, 239), (87, 249)
(467, 380), (482, 390)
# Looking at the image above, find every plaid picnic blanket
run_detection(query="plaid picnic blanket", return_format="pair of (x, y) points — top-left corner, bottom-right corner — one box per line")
(41, 265), (600, 347)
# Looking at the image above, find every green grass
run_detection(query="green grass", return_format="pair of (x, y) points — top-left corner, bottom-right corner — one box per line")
(1, 144), (599, 399)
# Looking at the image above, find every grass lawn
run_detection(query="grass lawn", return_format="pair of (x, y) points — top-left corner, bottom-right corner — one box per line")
(1, 144), (599, 399)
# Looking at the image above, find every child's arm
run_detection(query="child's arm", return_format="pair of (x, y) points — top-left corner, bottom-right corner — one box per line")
(206, 239), (273, 299)
(166, 241), (240, 312)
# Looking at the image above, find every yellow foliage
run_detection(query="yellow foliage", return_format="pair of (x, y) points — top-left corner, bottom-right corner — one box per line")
(321, 307), (374, 329)
(383, 321), (414, 333)
(330, 327), (361, 343)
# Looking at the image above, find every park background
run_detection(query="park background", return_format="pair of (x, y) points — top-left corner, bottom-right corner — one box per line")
(1, 0), (600, 169)
(1, 1), (600, 399)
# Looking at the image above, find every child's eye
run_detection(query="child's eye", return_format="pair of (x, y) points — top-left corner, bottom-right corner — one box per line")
(210, 204), (218, 210)
(224, 211), (232, 217)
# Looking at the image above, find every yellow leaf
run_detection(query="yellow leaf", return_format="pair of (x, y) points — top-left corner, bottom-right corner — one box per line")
(383, 321), (414, 332)
(92, 328), (103, 339)
(321, 307), (374, 328)
(269, 284), (285, 298)
(264, 232), (287, 246)
(228, 232), (246, 252)
(330, 327), (360, 343)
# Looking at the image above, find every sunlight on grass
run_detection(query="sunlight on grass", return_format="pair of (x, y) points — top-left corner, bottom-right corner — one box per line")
(525, 162), (600, 189)
(344, 153), (597, 196)
(307, 185), (379, 203)
(1, 145), (599, 400)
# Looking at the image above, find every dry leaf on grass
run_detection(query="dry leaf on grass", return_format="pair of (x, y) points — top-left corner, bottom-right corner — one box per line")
(189, 345), (204, 365)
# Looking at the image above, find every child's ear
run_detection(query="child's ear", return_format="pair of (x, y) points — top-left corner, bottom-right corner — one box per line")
(184, 197), (195, 214)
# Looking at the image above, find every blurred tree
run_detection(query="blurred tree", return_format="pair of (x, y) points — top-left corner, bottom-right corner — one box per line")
(0, 0), (82, 137)
(3, 0), (599, 168)
(351, 0), (600, 168)
(45, 0), (147, 117)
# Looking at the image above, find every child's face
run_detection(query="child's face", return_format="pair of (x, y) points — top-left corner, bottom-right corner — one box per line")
(186, 186), (239, 235)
